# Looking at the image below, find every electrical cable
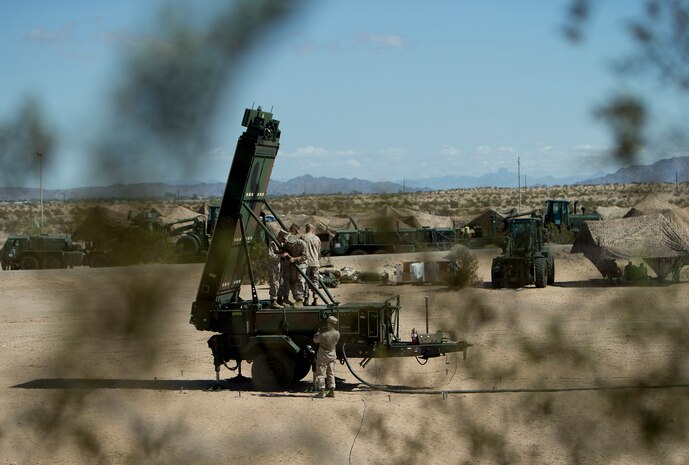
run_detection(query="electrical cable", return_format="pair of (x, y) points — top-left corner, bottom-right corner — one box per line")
(342, 344), (689, 395)
(348, 398), (366, 465)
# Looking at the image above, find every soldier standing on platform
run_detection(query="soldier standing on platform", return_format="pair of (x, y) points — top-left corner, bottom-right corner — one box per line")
(268, 229), (287, 309)
(279, 224), (307, 307)
(302, 223), (322, 305)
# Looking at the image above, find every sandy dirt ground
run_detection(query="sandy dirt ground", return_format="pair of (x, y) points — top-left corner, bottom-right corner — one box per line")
(2, 246), (689, 464)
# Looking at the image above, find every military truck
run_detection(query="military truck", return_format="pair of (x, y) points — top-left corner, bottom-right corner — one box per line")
(326, 227), (457, 256)
(190, 107), (470, 390)
(1, 235), (85, 270)
(544, 199), (601, 234)
(491, 215), (554, 288)
(172, 205), (220, 261)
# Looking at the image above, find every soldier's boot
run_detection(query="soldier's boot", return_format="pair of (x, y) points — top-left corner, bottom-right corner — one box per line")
(293, 299), (304, 308)
(270, 299), (284, 309)
(326, 389), (335, 398)
(315, 389), (326, 399)
(283, 298), (294, 306)
(276, 296), (284, 305)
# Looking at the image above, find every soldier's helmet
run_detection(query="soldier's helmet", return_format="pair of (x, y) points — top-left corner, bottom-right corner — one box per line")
(327, 315), (338, 325)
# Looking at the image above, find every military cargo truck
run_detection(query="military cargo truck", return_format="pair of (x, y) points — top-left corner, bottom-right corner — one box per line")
(1, 235), (84, 270)
(190, 107), (470, 390)
(326, 227), (457, 256)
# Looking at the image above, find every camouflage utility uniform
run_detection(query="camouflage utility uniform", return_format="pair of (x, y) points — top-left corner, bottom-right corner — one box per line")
(280, 235), (307, 303)
(302, 229), (321, 304)
(314, 323), (340, 395)
(267, 240), (282, 305)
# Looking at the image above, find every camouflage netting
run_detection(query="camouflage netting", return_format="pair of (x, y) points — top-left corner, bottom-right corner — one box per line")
(623, 192), (689, 233)
(276, 214), (355, 237)
(152, 205), (203, 226)
(596, 206), (631, 220)
(73, 204), (202, 243)
(572, 214), (689, 279)
(352, 206), (453, 230)
(72, 205), (132, 242)
(277, 207), (454, 237)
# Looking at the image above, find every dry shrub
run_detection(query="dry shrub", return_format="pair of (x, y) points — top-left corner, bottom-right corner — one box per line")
(445, 244), (480, 288)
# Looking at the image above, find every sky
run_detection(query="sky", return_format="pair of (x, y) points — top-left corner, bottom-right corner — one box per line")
(1, 0), (688, 189)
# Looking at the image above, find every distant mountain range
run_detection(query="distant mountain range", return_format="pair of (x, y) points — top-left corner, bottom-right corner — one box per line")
(403, 168), (592, 190)
(1, 156), (686, 201)
(580, 156), (689, 184)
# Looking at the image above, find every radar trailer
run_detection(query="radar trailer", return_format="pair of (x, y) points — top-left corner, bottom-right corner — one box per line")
(190, 107), (470, 391)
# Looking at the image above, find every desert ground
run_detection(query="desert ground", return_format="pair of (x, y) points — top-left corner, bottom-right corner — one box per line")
(2, 246), (689, 464)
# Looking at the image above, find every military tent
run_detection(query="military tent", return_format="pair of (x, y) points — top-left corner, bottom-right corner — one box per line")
(466, 209), (506, 238)
(571, 214), (689, 279)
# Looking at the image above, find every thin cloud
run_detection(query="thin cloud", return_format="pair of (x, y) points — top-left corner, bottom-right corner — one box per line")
(476, 145), (516, 155)
(201, 147), (230, 160)
(24, 22), (76, 44)
(438, 145), (462, 157)
(356, 32), (406, 47)
(378, 146), (410, 157)
(287, 145), (357, 158)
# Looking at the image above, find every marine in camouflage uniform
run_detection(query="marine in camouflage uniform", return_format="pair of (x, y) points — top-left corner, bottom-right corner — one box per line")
(267, 230), (287, 308)
(314, 315), (340, 398)
(279, 225), (307, 307)
(302, 223), (322, 305)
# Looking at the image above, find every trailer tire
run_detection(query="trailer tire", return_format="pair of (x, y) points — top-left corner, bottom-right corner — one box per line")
(547, 257), (555, 285)
(20, 255), (40, 270)
(350, 249), (367, 255)
(251, 352), (295, 391)
(535, 257), (547, 288)
(43, 255), (63, 269)
(176, 234), (200, 257)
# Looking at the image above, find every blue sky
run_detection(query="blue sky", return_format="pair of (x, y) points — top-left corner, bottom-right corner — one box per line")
(1, 0), (687, 188)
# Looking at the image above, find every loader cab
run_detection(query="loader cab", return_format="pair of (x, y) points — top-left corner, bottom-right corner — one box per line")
(505, 217), (544, 258)
(544, 199), (570, 228)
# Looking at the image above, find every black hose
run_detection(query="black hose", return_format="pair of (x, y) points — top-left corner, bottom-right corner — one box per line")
(342, 344), (689, 395)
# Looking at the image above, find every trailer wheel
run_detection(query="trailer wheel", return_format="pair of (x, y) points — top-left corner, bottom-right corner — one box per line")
(350, 249), (367, 255)
(43, 256), (63, 269)
(547, 257), (555, 285)
(535, 257), (547, 288)
(251, 352), (295, 391)
(20, 255), (40, 270)
(176, 234), (200, 257)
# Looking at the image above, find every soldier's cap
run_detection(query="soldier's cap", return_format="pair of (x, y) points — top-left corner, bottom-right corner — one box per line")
(327, 315), (338, 325)
(289, 223), (300, 233)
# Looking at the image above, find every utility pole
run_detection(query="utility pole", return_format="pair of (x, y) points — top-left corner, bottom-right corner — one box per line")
(517, 157), (522, 211)
(37, 152), (43, 234)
